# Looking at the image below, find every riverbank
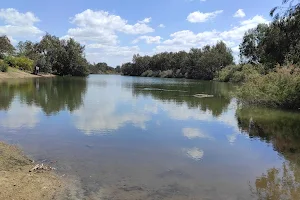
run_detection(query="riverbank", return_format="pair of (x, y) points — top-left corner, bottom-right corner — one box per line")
(0, 141), (66, 200)
(0, 67), (55, 80)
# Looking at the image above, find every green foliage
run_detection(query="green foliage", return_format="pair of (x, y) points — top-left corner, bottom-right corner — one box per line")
(38, 34), (89, 76)
(0, 34), (89, 76)
(217, 64), (264, 82)
(270, 0), (299, 19)
(240, 7), (300, 68)
(0, 59), (8, 72)
(16, 41), (39, 60)
(4, 56), (34, 71)
(16, 57), (34, 71)
(0, 36), (15, 57)
(89, 62), (116, 74)
(237, 66), (300, 109)
(121, 41), (233, 80)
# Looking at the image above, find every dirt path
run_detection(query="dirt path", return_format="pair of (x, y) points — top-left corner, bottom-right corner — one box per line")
(0, 142), (67, 200)
(0, 67), (55, 80)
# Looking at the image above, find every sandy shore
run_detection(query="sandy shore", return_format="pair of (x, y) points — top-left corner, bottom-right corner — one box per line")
(0, 142), (67, 200)
(0, 67), (55, 80)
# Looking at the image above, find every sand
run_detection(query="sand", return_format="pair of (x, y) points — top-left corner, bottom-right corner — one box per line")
(0, 142), (66, 200)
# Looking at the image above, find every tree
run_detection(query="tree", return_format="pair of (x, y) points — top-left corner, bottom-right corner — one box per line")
(240, 7), (300, 68)
(115, 65), (121, 73)
(270, 0), (300, 19)
(37, 34), (89, 76)
(239, 24), (269, 65)
(120, 41), (233, 80)
(16, 41), (39, 60)
(0, 35), (15, 57)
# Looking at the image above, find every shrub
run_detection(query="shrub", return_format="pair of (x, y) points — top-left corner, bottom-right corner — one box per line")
(16, 56), (34, 71)
(141, 70), (153, 77)
(217, 64), (264, 83)
(237, 66), (300, 109)
(4, 56), (17, 68)
(4, 56), (34, 71)
(0, 60), (8, 72)
(159, 70), (173, 78)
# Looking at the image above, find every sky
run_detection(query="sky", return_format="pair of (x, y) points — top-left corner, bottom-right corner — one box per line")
(0, 0), (282, 66)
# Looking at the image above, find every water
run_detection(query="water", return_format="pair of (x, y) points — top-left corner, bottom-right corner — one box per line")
(1, 75), (300, 199)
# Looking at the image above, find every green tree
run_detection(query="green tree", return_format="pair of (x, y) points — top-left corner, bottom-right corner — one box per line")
(16, 41), (39, 61)
(240, 7), (300, 68)
(37, 34), (89, 76)
(120, 41), (233, 80)
(270, 0), (300, 19)
(0, 35), (15, 58)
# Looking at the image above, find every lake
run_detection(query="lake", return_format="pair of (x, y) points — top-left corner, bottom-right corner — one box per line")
(1, 75), (300, 200)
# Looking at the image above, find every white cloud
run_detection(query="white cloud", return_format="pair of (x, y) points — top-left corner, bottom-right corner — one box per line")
(234, 9), (246, 18)
(155, 15), (269, 60)
(63, 9), (154, 65)
(158, 24), (165, 28)
(0, 101), (41, 129)
(138, 17), (151, 24)
(187, 10), (223, 23)
(65, 9), (154, 46)
(182, 128), (212, 140)
(67, 27), (119, 45)
(86, 44), (140, 66)
(220, 15), (268, 41)
(0, 8), (43, 38)
(183, 148), (204, 161)
(0, 8), (39, 26)
(132, 36), (162, 44)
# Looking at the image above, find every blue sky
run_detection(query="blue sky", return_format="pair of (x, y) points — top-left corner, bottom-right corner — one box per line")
(0, 0), (282, 66)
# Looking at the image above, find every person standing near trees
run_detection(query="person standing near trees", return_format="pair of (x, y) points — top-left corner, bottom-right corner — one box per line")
(35, 65), (39, 75)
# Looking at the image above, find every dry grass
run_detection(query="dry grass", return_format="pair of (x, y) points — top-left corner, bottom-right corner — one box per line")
(0, 67), (55, 80)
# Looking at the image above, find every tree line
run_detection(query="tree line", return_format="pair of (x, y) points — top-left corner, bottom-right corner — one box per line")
(121, 41), (234, 80)
(89, 62), (120, 74)
(239, 3), (300, 68)
(0, 34), (117, 76)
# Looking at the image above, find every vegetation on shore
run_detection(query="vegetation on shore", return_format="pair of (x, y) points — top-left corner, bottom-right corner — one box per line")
(0, 34), (117, 77)
(121, 41), (233, 80)
(120, 1), (300, 109)
(0, 34), (90, 76)
(89, 62), (120, 74)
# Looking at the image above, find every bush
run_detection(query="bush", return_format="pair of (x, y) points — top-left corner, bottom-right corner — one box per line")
(237, 66), (300, 109)
(141, 70), (153, 77)
(4, 56), (34, 71)
(159, 70), (173, 78)
(0, 60), (8, 72)
(217, 64), (264, 83)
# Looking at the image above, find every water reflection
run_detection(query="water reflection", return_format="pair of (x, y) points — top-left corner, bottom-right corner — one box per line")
(182, 128), (212, 140)
(183, 147), (204, 161)
(132, 80), (233, 117)
(236, 107), (300, 158)
(0, 78), (87, 115)
(236, 106), (300, 199)
(0, 102), (41, 129)
(250, 162), (300, 200)
(0, 82), (16, 110)
(2, 75), (300, 199)
(72, 77), (151, 134)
